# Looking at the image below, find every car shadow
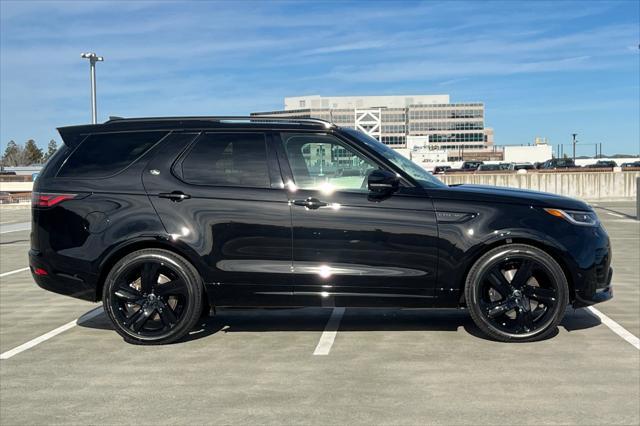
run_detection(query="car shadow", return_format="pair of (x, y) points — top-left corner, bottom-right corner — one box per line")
(78, 305), (602, 344)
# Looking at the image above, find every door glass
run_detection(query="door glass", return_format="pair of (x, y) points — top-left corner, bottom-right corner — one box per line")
(282, 133), (377, 193)
(180, 133), (270, 188)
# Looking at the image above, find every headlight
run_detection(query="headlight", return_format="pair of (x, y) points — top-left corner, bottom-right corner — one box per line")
(544, 208), (599, 226)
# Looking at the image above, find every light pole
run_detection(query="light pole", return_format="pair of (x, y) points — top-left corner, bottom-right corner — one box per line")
(80, 52), (103, 124)
(572, 133), (578, 162)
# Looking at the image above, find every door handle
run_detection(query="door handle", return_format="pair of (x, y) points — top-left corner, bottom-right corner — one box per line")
(158, 191), (191, 202)
(292, 197), (328, 210)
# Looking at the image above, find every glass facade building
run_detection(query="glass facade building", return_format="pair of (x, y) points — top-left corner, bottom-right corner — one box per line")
(252, 95), (494, 153)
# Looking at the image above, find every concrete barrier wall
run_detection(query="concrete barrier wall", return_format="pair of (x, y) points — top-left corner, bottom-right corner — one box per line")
(438, 171), (640, 200)
(1, 172), (639, 201)
(0, 182), (34, 192)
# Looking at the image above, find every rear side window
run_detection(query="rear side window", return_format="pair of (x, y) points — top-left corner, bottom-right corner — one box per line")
(57, 131), (166, 178)
(180, 133), (269, 188)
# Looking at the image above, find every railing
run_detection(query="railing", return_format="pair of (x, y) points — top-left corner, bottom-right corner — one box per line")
(0, 192), (30, 205)
(0, 175), (33, 182)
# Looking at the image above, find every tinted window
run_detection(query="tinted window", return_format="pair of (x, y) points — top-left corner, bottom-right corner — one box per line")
(342, 128), (446, 188)
(58, 131), (166, 178)
(181, 133), (269, 188)
(282, 133), (377, 192)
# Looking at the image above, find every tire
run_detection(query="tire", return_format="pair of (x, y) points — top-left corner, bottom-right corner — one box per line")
(102, 248), (203, 345)
(465, 244), (568, 342)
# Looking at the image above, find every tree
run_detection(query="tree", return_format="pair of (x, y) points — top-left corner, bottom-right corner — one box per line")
(1, 140), (22, 166)
(44, 139), (58, 162)
(21, 139), (43, 165)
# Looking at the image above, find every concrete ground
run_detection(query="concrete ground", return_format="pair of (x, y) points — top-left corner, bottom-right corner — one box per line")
(0, 203), (638, 425)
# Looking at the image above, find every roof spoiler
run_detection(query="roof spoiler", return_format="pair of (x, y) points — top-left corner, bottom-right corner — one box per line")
(57, 125), (93, 148)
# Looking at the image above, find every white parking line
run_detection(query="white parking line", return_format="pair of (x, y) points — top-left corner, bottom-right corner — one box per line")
(313, 307), (345, 356)
(0, 307), (104, 360)
(0, 221), (31, 234)
(606, 212), (625, 218)
(587, 306), (640, 350)
(0, 267), (29, 278)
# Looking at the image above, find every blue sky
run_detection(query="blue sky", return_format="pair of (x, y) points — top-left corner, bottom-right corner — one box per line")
(1, 0), (638, 155)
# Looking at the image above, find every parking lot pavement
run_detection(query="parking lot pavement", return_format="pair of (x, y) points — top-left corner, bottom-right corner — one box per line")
(591, 200), (638, 219)
(0, 307), (638, 425)
(0, 229), (31, 274)
(0, 203), (638, 425)
(0, 206), (31, 225)
(592, 202), (640, 338)
(0, 268), (98, 353)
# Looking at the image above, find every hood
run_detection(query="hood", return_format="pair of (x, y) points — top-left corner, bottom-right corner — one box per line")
(438, 184), (591, 211)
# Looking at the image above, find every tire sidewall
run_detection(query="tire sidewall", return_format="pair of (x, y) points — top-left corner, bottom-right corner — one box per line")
(102, 249), (203, 345)
(465, 244), (569, 342)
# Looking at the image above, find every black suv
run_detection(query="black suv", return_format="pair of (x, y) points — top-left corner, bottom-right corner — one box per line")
(584, 160), (617, 169)
(540, 158), (577, 169)
(31, 117), (612, 344)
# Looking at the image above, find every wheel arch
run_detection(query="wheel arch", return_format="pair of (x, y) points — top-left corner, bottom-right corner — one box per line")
(95, 237), (207, 302)
(457, 235), (575, 306)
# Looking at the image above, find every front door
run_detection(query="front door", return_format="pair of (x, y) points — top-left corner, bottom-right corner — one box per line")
(276, 131), (438, 307)
(143, 131), (293, 306)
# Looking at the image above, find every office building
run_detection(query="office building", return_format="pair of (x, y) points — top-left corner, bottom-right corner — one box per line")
(252, 94), (495, 161)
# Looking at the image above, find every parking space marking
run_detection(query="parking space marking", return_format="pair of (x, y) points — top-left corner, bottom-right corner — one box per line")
(587, 306), (640, 350)
(0, 221), (31, 234)
(313, 307), (345, 356)
(0, 267), (29, 278)
(0, 307), (104, 360)
(606, 212), (625, 218)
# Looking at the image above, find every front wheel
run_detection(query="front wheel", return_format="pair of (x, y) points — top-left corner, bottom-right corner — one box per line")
(465, 244), (568, 342)
(103, 249), (203, 345)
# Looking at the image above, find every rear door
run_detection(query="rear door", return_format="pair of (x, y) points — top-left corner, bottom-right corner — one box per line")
(275, 131), (438, 307)
(143, 131), (293, 306)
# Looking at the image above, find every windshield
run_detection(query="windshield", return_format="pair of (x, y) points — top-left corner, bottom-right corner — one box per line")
(342, 128), (446, 188)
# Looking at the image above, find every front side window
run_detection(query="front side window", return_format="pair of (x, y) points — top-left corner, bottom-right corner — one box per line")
(282, 133), (377, 192)
(342, 128), (446, 188)
(180, 133), (269, 188)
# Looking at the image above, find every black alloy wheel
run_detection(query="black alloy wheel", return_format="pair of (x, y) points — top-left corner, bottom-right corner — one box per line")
(465, 244), (568, 342)
(103, 249), (203, 344)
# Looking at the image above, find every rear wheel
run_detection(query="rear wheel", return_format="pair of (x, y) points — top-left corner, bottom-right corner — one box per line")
(465, 244), (568, 342)
(102, 249), (203, 345)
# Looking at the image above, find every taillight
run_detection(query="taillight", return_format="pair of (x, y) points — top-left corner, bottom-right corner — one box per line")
(33, 268), (48, 276)
(32, 192), (77, 208)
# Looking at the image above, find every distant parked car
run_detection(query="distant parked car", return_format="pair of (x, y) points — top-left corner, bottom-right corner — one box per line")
(461, 161), (483, 171)
(0, 171), (17, 176)
(584, 160), (617, 169)
(433, 165), (451, 174)
(540, 158), (576, 169)
(0, 191), (14, 204)
(509, 163), (535, 171)
(621, 161), (640, 168)
(477, 164), (502, 172)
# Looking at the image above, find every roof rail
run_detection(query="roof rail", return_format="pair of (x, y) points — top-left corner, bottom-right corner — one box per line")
(244, 116), (334, 128)
(104, 116), (335, 129)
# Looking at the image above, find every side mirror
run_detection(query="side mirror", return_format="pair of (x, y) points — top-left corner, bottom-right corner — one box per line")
(368, 169), (400, 194)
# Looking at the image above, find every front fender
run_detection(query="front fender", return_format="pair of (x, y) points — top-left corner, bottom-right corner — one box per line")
(433, 201), (579, 307)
